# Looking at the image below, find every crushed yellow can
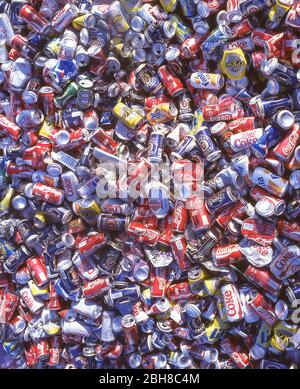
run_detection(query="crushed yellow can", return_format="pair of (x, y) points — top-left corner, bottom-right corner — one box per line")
(219, 48), (248, 80)
(113, 102), (144, 130)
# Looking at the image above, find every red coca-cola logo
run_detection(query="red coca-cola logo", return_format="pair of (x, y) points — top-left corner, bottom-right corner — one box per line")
(224, 289), (237, 317)
(228, 40), (248, 50)
(230, 117), (250, 127)
(50, 348), (60, 363)
(173, 205), (184, 224)
(22, 290), (33, 308)
(103, 204), (121, 214)
(132, 301), (142, 318)
(131, 225), (157, 241)
(282, 131), (299, 156)
(157, 277), (166, 292)
(216, 245), (236, 254)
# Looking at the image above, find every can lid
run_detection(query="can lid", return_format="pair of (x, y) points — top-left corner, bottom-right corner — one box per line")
(262, 57), (277, 76)
(22, 90), (38, 105)
(274, 200), (286, 216)
(133, 263), (149, 282)
(80, 28), (89, 45)
(84, 14), (96, 29)
(128, 352), (142, 368)
(12, 195), (27, 211)
(47, 162), (63, 177)
(24, 183), (34, 198)
(45, 58), (58, 71)
(156, 320), (172, 333)
(106, 56), (121, 72)
(231, 172), (245, 192)
(133, 48), (146, 63)
(275, 300), (288, 321)
(165, 46), (180, 62)
(193, 20), (209, 35)
(290, 170), (300, 189)
(61, 210), (73, 225)
(216, 10), (229, 25)
(197, 1), (210, 18)
(276, 110), (294, 130)
(57, 258), (73, 271)
(152, 42), (167, 57)
(266, 78), (280, 95)
(78, 79), (93, 90)
(255, 199), (274, 218)
(131, 33), (146, 49)
(61, 36), (77, 51)
(25, 234), (40, 248)
(219, 24), (232, 37)
(226, 10), (242, 23)
(185, 303), (201, 318)
(210, 122), (228, 137)
(107, 82), (120, 98)
(131, 15), (145, 33)
(55, 130), (70, 146)
(163, 21), (176, 39)
(61, 233), (75, 248)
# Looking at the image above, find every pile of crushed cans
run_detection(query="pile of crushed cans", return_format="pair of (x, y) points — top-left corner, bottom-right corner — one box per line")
(0, 0), (300, 370)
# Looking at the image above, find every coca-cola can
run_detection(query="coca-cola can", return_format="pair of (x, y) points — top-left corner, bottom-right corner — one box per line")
(25, 183), (65, 206)
(61, 171), (79, 202)
(170, 235), (191, 271)
(150, 267), (167, 298)
(273, 124), (300, 161)
(121, 314), (139, 346)
(20, 286), (44, 314)
(220, 336), (249, 369)
(78, 232), (108, 257)
(212, 244), (244, 267)
(82, 277), (110, 299)
(171, 199), (188, 233)
(2, 291), (19, 322)
(245, 265), (281, 297)
(127, 221), (160, 246)
(277, 220), (300, 242)
(221, 283), (244, 322)
(157, 65), (184, 97)
(19, 4), (51, 34)
(166, 281), (193, 301)
(0, 114), (21, 140)
(48, 336), (62, 367)
(34, 339), (50, 361)
(26, 255), (48, 286)
(247, 290), (278, 325)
